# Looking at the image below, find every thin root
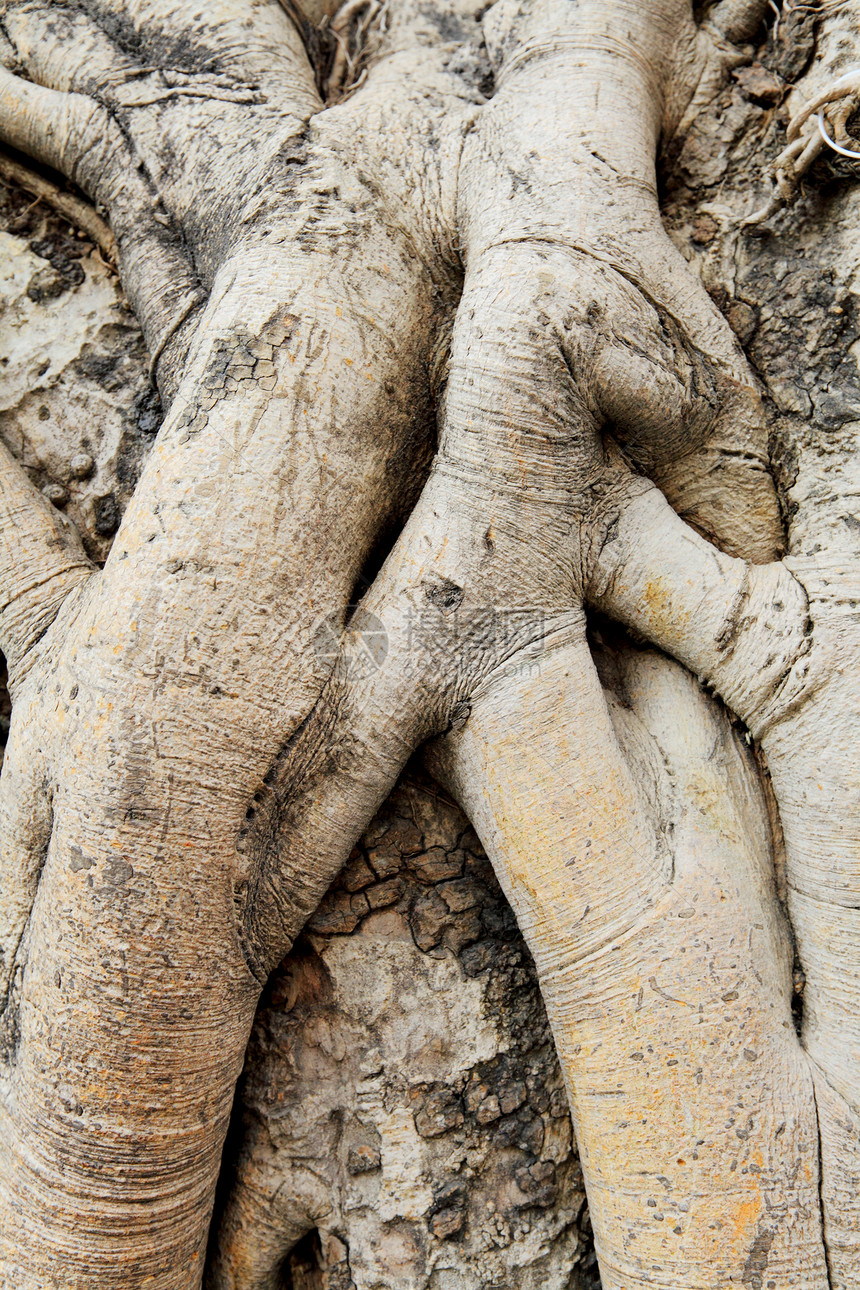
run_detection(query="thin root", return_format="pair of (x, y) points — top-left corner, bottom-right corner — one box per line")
(816, 111), (860, 160)
(782, 0), (849, 14)
(322, 0), (384, 103)
(0, 146), (118, 266)
(742, 67), (860, 227)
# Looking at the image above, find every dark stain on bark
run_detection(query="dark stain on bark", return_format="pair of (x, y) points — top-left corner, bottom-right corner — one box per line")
(742, 1224), (775, 1288)
(418, 1), (471, 42)
(93, 493), (120, 537)
(423, 577), (464, 612)
(68, 845), (95, 872)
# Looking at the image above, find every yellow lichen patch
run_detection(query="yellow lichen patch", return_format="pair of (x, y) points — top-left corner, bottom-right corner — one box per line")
(730, 1192), (764, 1256)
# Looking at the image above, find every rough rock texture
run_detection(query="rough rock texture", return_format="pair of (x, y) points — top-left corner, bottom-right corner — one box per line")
(215, 775), (594, 1290)
(0, 177), (161, 564)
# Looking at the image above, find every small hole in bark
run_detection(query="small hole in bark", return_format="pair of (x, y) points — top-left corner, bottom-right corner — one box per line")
(423, 577), (464, 612)
(280, 1229), (319, 1288)
(280, 1227), (349, 1290)
(792, 962), (805, 1036)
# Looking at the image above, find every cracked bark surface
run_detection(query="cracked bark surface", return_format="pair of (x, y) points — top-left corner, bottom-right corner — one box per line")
(0, 0), (859, 1286)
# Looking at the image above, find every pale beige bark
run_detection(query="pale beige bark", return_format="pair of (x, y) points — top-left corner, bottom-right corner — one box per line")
(0, 3), (479, 1283)
(586, 10), (860, 1281)
(1, 195), (596, 1289)
(0, 0), (858, 1286)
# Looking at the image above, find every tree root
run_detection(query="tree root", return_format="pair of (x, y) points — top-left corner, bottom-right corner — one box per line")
(0, 0), (854, 1284)
(744, 66), (860, 225)
(0, 147), (117, 265)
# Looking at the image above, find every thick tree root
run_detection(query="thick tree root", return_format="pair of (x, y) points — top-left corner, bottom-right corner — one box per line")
(0, 0), (854, 1284)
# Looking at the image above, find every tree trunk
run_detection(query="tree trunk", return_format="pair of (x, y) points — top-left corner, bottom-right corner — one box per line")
(1, 177), (600, 1289)
(1, 0), (859, 1285)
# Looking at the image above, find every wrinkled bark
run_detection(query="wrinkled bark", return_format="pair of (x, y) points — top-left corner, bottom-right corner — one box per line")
(589, 10), (860, 1282)
(1, 0), (859, 1286)
(0, 200), (597, 1287)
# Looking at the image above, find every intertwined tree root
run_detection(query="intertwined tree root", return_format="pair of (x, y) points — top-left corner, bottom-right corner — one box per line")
(744, 63), (860, 223)
(0, 0), (857, 1285)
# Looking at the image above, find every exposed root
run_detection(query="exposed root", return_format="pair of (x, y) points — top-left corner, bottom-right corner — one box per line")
(275, 0), (388, 103)
(782, 0), (850, 13)
(743, 66), (860, 225)
(322, 0), (388, 103)
(0, 147), (118, 266)
(767, 0), (851, 39)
